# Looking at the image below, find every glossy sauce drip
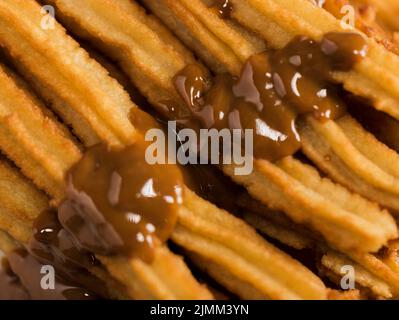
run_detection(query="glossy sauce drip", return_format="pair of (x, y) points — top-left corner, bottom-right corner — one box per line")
(172, 32), (368, 161)
(7, 249), (97, 300)
(212, 0), (232, 19)
(0, 253), (29, 300)
(30, 210), (107, 297)
(59, 140), (184, 262)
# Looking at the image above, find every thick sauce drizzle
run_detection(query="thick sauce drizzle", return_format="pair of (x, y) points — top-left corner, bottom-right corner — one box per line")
(172, 32), (368, 161)
(30, 210), (106, 297)
(0, 210), (104, 300)
(59, 140), (184, 261)
(7, 248), (97, 300)
(8, 33), (367, 300)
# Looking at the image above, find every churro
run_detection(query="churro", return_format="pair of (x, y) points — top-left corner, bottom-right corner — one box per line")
(0, 0), (327, 300)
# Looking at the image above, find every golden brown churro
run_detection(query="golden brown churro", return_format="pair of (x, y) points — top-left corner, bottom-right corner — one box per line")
(141, 0), (399, 220)
(0, 0), (398, 300)
(1, 34), (210, 298)
(0, 157), (131, 299)
(0, 0), (327, 299)
(0, 4), (211, 297)
(52, 0), (397, 253)
(43, 0), (399, 299)
(318, 0), (399, 54)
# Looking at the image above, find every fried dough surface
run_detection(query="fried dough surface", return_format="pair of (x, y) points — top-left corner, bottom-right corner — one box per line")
(0, 0), (328, 300)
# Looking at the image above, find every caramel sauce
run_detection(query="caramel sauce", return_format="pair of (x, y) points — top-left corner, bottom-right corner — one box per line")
(212, 0), (232, 19)
(30, 210), (107, 297)
(17, 33), (367, 299)
(172, 32), (368, 161)
(7, 249), (97, 300)
(13, 107), (183, 300)
(59, 141), (184, 261)
(0, 210), (105, 300)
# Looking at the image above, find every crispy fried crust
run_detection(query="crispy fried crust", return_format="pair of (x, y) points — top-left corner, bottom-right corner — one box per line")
(327, 289), (362, 300)
(318, 0), (399, 54)
(0, 159), (48, 243)
(0, 0), (137, 147)
(351, 0), (399, 31)
(45, 0), (194, 109)
(320, 250), (394, 299)
(0, 64), (81, 201)
(0, 59), (211, 301)
(143, 0), (399, 249)
(145, 0), (399, 212)
(224, 0), (399, 121)
(241, 198), (399, 299)
(44, 0), (398, 254)
(0, 158), (130, 299)
(0, 0), (329, 299)
(173, 188), (327, 299)
(299, 116), (399, 212)
(0, 230), (21, 254)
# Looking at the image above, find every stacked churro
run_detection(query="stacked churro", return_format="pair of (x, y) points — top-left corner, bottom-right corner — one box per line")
(0, 0), (398, 300)
(0, 0), (327, 300)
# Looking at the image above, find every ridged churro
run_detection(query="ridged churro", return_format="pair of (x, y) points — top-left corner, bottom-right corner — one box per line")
(0, 0), (327, 300)
(0, 0), (398, 300)
(0, 39), (211, 299)
(47, 0), (397, 255)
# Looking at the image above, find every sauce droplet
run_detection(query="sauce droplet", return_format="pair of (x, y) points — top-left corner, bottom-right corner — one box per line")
(212, 0), (233, 19)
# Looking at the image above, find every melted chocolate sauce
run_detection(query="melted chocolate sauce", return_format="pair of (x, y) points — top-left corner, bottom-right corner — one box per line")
(7, 249), (97, 300)
(30, 210), (107, 297)
(0, 211), (105, 300)
(59, 141), (184, 261)
(171, 32), (368, 161)
(14, 33), (367, 300)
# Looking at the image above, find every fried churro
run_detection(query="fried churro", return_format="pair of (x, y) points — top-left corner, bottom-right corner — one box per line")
(44, 1), (396, 296)
(0, 158), (130, 299)
(0, 0), (327, 300)
(0, 0), (398, 300)
(240, 196), (399, 299)
(0, 14), (211, 297)
(141, 0), (399, 223)
(318, 0), (399, 54)
(48, 0), (397, 255)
